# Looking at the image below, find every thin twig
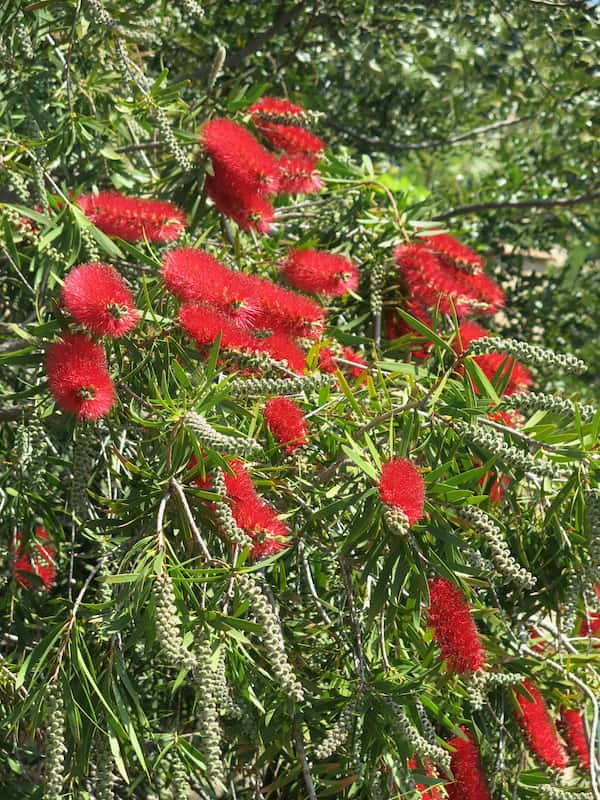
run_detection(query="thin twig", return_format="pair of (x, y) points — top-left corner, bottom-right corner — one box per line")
(169, 478), (212, 560)
(432, 190), (600, 221)
(294, 719), (318, 800)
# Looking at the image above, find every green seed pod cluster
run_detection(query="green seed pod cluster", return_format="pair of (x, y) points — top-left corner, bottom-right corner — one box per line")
(502, 391), (596, 423)
(484, 671), (525, 687)
(223, 348), (296, 377)
(71, 430), (99, 523)
(467, 336), (587, 375)
(81, 227), (101, 262)
(179, 0), (205, 18)
(585, 489), (600, 574)
(467, 669), (486, 710)
(184, 411), (261, 455)
(190, 631), (224, 783)
(43, 684), (67, 800)
(4, 171), (30, 203)
(94, 730), (114, 800)
(15, 23), (34, 61)
(237, 573), (304, 703)
(539, 788), (593, 800)
(153, 572), (196, 672)
(170, 751), (190, 799)
(561, 573), (581, 635)
(212, 470), (253, 549)
(383, 506), (409, 536)
(464, 547), (496, 577)
(212, 644), (242, 719)
(386, 700), (450, 773)
(456, 506), (536, 589)
(207, 44), (226, 90)
(370, 767), (385, 800)
(16, 417), (48, 491)
(369, 260), (386, 317)
(415, 699), (437, 745)
(312, 700), (356, 761)
(454, 420), (558, 478)
(228, 374), (318, 397)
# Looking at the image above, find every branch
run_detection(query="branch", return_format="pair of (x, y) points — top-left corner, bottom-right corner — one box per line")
(432, 190), (600, 221)
(327, 114), (533, 152)
(0, 405), (31, 421)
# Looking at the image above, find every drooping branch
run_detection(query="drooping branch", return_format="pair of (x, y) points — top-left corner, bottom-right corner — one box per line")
(432, 190), (600, 221)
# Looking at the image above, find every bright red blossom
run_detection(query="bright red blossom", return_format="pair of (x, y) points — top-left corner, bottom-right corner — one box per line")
(256, 121), (325, 156)
(276, 155), (323, 194)
(560, 709), (590, 769)
(201, 118), (279, 194)
(264, 397), (309, 453)
(579, 585), (600, 641)
(407, 758), (442, 800)
(179, 303), (256, 353)
(427, 578), (485, 674)
(515, 680), (568, 769)
(454, 322), (533, 396)
(46, 335), (115, 420)
(378, 458), (425, 525)
(13, 528), (56, 590)
(77, 191), (185, 243)
(233, 499), (291, 560)
(61, 263), (139, 337)
(422, 232), (484, 273)
(206, 170), (276, 234)
(248, 96), (304, 118)
(445, 728), (491, 800)
(280, 249), (359, 296)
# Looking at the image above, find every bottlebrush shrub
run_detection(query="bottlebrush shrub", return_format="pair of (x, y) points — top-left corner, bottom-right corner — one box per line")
(76, 191), (186, 243)
(1, 68), (598, 800)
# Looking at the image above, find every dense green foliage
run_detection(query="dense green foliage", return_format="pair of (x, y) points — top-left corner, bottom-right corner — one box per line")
(0, 2), (599, 799)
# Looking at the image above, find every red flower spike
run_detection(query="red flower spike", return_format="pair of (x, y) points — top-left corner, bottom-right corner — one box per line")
(233, 498), (291, 560)
(264, 397), (309, 454)
(77, 192), (185, 243)
(378, 458), (425, 525)
(13, 528), (56, 590)
(394, 243), (504, 316)
(46, 335), (115, 420)
(408, 758), (442, 800)
(341, 346), (368, 379)
(422, 232), (484, 274)
(445, 728), (492, 800)
(61, 263), (140, 338)
(579, 585), (600, 641)
(256, 121), (325, 156)
(162, 248), (233, 303)
(206, 171), (275, 234)
(276, 155), (323, 195)
(318, 347), (337, 374)
(248, 96), (304, 118)
(560, 709), (590, 769)
(257, 331), (307, 374)
(251, 279), (325, 340)
(179, 303), (256, 353)
(453, 322), (533, 396)
(515, 680), (568, 769)
(280, 249), (359, 297)
(427, 578), (485, 674)
(201, 118), (280, 194)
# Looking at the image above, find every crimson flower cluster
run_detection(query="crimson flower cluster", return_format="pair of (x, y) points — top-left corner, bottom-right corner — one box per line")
(263, 397), (309, 454)
(560, 709), (590, 769)
(77, 191), (186, 243)
(280, 249), (359, 297)
(445, 728), (491, 800)
(407, 758), (441, 800)
(515, 679), (568, 769)
(378, 457), (425, 525)
(62, 263), (140, 338)
(201, 97), (324, 234)
(426, 577), (485, 674)
(13, 528), (56, 591)
(190, 456), (290, 560)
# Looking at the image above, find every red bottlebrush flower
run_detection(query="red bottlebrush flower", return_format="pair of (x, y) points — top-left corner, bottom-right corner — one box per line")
(264, 397), (309, 454)
(200, 118), (279, 194)
(280, 249), (359, 297)
(179, 303), (256, 353)
(248, 96), (304, 119)
(223, 458), (260, 505)
(233, 498), (291, 560)
(251, 279), (325, 340)
(394, 243), (504, 316)
(453, 322), (533, 396)
(479, 471), (510, 504)
(46, 335), (115, 420)
(408, 759), (442, 800)
(318, 347), (337, 374)
(560, 709), (590, 769)
(445, 728), (491, 800)
(13, 528), (56, 590)
(427, 578), (485, 674)
(77, 191), (185, 243)
(341, 347), (368, 378)
(188, 454), (214, 492)
(61, 263), (139, 338)
(256, 121), (325, 156)
(163, 248), (261, 327)
(276, 155), (323, 194)
(206, 170), (276, 234)
(515, 680), (568, 769)
(422, 232), (484, 274)
(257, 331), (307, 374)
(378, 458), (425, 525)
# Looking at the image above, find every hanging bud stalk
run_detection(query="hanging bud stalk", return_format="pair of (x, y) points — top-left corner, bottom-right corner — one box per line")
(183, 410), (261, 454)
(456, 506), (536, 589)
(94, 729), (114, 800)
(43, 683), (67, 800)
(468, 337), (586, 375)
(502, 391), (596, 422)
(387, 700), (451, 773)
(312, 700), (357, 761)
(189, 632), (224, 783)
(212, 470), (253, 549)
(236, 573), (304, 702)
(171, 750), (191, 798)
